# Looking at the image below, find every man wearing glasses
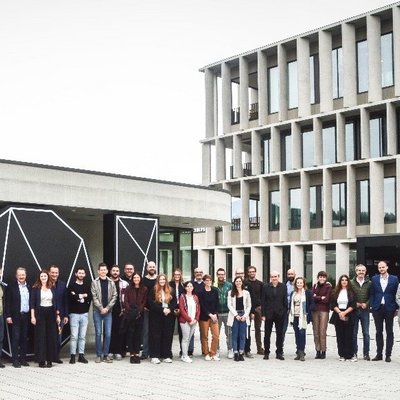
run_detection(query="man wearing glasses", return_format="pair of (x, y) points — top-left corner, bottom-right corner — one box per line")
(193, 268), (205, 293)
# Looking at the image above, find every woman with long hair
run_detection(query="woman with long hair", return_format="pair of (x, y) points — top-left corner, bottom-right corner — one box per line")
(123, 272), (148, 364)
(178, 281), (200, 363)
(289, 277), (313, 361)
(148, 273), (177, 364)
(330, 274), (356, 361)
(227, 276), (251, 361)
(30, 270), (60, 368)
(169, 268), (185, 356)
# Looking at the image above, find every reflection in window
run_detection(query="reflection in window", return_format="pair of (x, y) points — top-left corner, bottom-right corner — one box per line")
(384, 177), (396, 223)
(263, 137), (271, 174)
(281, 131), (292, 171)
(287, 61), (298, 109)
(310, 185), (323, 228)
(302, 128), (314, 168)
(289, 188), (301, 229)
(269, 190), (280, 231)
(357, 40), (368, 93)
(268, 66), (279, 114)
(179, 231), (193, 280)
(332, 47), (343, 99)
(381, 33), (394, 88)
(356, 180), (370, 225)
(345, 119), (360, 161)
(249, 198), (260, 228)
(370, 114), (386, 158)
(310, 54), (319, 104)
(322, 125), (336, 165)
(332, 182), (346, 226)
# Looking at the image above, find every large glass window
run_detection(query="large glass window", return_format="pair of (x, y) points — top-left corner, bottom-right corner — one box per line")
(263, 137), (271, 174)
(357, 40), (368, 93)
(345, 119), (360, 161)
(280, 130), (292, 171)
(326, 245), (336, 283)
(384, 177), (396, 223)
(322, 124), (336, 165)
(289, 188), (301, 229)
(310, 185), (323, 228)
(302, 128), (314, 168)
(370, 114), (386, 158)
(269, 190), (280, 231)
(268, 66), (279, 114)
(332, 182), (346, 226)
(287, 61), (298, 109)
(381, 33), (394, 88)
(310, 54), (319, 104)
(249, 198), (260, 228)
(179, 231), (192, 280)
(332, 47), (343, 99)
(356, 180), (370, 225)
(231, 197), (241, 231)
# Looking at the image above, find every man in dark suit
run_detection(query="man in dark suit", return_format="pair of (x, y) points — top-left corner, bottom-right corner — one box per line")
(49, 265), (68, 363)
(5, 267), (31, 368)
(261, 270), (288, 360)
(370, 260), (399, 362)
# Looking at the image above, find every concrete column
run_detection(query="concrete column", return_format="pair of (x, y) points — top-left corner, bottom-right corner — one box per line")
(394, 6), (400, 97)
(214, 248), (226, 279)
(271, 126), (281, 172)
(241, 180), (250, 244)
(291, 245), (304, 277)
(197, 249), (209, 274)
(258, 50), (268, 125)
(278, 44), (288, 121)
(297, 37), (311, 117)
(221, 62), (232, 133)
(387, 102), (397, 156)
(336, 242), (350, 280)
(360, 107), (370, 159)
(259, 177), (269, 243)
(347, 164), (357, 239)
(232, 247), (244, 272)
(396, 158), (400, 233)
(336, 113), (345, 163)
(323, 168), (333, 240)
(251, 130), (262, 176)
(205, 68), (216, 138)
(342, 22), (357, 107)
(367, 14), (382, 102)
(205, 227), (215, 247)
(202, 143), (211, 185)
(319, 30), (333, 112)
(369, 161), (384, 234)
(239, 56), (249, 130)
(300, 170), (310, 241)
(312, 244), (326, 284)
(280, 175), (289, 242)
(270, 246), (283, 278)
(222, 182), (232, 246)
(215, 138), (226, 181)
(314, 117), (322, 167)
(250, 247), (263, 279)
(233, 135), (242, 178)
(292, 121), (301, 169)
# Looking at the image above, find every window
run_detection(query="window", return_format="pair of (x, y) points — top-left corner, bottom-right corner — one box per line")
(310, 185), (323, 228)
(231, 197), (241, 231)
(322, 124), (336, 165)
(356, 180), (370, 225)
(263, 137), (271, 174)
(310, 54), (320, 104)
(269, 190), (280, 230)
(326, 245), (336, 281)
(345, 119), (360, 161)
(370, 114), (386, 158)
(287, 61), (298, 109)
(381, 33), (394, 88)
(280, 130), (292, 171)
(302, 127), (314, 168)
(249, 198), (260, 229)
(332, 182), (346, 226)
(384, 177), (396, 223)
(268, 66), (279, 114)
(332, 47), (343, 99)
(357, 40), (368, 93)
(289, 188), (301, 229)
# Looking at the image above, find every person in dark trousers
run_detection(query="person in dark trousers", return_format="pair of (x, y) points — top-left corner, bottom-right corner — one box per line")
(261, 270), (288, 360)
(0, 268), (6, 368)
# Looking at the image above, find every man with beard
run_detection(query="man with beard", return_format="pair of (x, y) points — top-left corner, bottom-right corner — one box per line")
(121, 263), (135, 283)
(283, 269), (296, 336)
(108, 265), (129, 360)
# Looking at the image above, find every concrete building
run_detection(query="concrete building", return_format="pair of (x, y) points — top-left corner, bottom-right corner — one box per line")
(195, 2), (400, 282)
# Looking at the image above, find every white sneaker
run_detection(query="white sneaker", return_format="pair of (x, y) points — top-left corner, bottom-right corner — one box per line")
(339, 357), (345, 361)
(114, 353), (122, 361)
(163, 358), (173, 363)
(181, 356), (192, 363)
(212, 355), (220, 361)
(227, 350), (234, 359)
(204, 355), (212, 361)
(151, 358), (161, 364)
(350, 356), (358, 362)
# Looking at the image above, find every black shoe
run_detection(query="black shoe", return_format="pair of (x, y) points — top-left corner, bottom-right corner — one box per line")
(372, 355), (383, 361)
(13, 360), (21, 368)
(294, 352), (300, 361)
(39, 362), (46, 368)
(134, 356), (141, 364)
(315, 351), (321, 359)
(20, 360), (29, 367)
(130, 356), (135, 364)
(140, 354), (148, 360)
(78, 354), (88, 364)
(0, 362), (4, 368)
(69, 355), (76, 364)
(234, 353), (239, 362)
(385, 356), (391, 363)
(56, 359), (63, 364)
(263, 354), (269, 360)
(46, 362), (52, 368)
(363, 353), (370, 361)
(239, 353), (245, 361)
(320, 351), (326, 359)
(276, 353), (285, 360)
(188, 351), (193, 356)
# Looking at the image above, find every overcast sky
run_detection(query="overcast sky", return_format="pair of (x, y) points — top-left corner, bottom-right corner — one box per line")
(0, 0), (395, 184)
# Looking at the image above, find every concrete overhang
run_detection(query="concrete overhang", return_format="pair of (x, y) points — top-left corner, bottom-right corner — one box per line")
(0, 160), (231, 229)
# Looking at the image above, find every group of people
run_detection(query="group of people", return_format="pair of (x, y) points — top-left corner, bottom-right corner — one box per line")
(0, 259), (399, 367)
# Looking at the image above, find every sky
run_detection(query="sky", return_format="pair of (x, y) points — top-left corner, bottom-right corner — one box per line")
(0, 0), (396, 184)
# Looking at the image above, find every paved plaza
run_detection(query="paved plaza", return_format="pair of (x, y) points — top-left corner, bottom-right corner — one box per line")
(1, 322), (400, 400)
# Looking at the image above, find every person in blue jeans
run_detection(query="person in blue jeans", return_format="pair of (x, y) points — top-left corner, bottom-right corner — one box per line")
(91, 263), (117, 363)
(227, 276), (251, 361)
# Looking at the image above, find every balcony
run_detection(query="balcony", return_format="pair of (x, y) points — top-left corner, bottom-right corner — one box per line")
(243, 162), (252, 177)
(231, 218), (241, 231)
(249, 103), (258, 121)
(249, 216), (260, 229)
(231, 107), (240, 125)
